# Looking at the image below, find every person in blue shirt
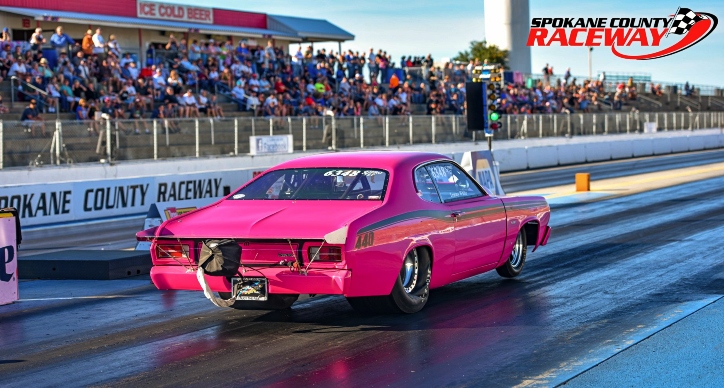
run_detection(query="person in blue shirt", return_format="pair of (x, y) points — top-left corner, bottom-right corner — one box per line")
(50, 26), (75, 58)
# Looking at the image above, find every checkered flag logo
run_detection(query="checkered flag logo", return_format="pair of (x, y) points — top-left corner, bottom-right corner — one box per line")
(669, 7), (704, 34)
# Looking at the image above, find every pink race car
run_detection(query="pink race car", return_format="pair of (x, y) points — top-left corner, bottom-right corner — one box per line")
(138, 151), (551, 313)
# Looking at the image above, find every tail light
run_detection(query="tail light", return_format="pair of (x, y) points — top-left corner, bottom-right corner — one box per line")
(155, 243), (191, 265)
(308, 246), (342, 262)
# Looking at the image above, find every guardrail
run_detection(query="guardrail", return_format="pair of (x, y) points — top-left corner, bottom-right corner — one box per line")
(0, 111), (722, 169)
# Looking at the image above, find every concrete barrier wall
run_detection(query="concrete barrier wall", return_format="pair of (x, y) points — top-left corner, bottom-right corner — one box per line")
(610, 140), (634, 160)
(703, 135), (721, 149)
(557, 144), (587, 165)
(585, 142), (612, 162)
(2, 129), (723, 227)
(688, 135), (706, 151)
(632, 139), (654, 157)
(493, 148), (528, 172)
(653, 138), (673, 155)
(526, 146), (558, 169)
(671, 137), (690, 153)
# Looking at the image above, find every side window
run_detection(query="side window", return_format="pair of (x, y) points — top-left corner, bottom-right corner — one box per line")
(414, 166), (441, 203)
(425, 162), (483, 202)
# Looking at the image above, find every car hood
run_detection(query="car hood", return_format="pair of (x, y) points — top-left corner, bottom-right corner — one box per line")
(156, 200), (381, 240)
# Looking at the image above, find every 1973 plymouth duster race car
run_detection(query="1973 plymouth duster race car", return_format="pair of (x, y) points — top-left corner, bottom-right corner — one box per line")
(138, 151), (551, 313)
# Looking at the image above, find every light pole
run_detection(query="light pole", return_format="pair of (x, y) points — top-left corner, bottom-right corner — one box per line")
(588, 47), (593, 81)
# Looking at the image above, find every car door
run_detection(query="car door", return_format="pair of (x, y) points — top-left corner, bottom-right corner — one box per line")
(424, 162), (507, 274)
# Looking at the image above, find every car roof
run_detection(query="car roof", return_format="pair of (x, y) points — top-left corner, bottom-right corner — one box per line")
(270, 151), (451, 172)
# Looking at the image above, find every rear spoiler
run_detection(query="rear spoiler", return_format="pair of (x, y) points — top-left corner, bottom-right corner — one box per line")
(136, 227), (159, 242)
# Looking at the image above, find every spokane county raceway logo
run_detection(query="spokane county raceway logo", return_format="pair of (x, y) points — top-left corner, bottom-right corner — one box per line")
(527, 7), (718, 60)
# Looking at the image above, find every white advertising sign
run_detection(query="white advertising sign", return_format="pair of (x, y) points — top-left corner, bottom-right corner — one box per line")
(459, 150), (506, 196)
(250, 135), (294, 156)
(137, 1), (213, 24)
(0, 214), (18, 305)
(0, 169), (257, 227)
(644, 122), (657, 133)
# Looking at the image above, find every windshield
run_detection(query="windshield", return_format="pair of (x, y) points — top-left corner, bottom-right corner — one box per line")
(230, 168), (389, 200)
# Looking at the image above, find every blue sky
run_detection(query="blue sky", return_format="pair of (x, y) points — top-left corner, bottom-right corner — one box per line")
(160, 0), (724, 86)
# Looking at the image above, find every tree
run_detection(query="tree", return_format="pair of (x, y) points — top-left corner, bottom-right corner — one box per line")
(453, 40), (509, 69)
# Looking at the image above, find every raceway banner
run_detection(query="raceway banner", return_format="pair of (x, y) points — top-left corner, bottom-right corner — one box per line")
(0, 209), (19, 305)
(0, 169), (262, 227)
(459, 150), (505, 196)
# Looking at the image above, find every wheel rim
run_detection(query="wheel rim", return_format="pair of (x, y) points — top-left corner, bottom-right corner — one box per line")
(510, 232), (524, 269)
(400, 250), (419, 294)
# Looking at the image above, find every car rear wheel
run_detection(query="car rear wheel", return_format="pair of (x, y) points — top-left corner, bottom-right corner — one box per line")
(217, 292), (299, 310)
(347, 247), (431, 314)
(496, 227), (527, 278)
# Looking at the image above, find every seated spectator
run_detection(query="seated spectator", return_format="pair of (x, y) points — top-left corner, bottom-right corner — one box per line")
(127, 99), (149, 134)
(8, 58), (27, 78)
(21, 99), (46, 137)
(245, 91), (260, 114)
(198, 89), (209, 116)
(167, 70), (184, 95)
(231, 82), (246, 110)
(75, 98), (89, 120)
(182, 89), (199, 118)
(152, 68), (167, 92)
(180, 56), (199, 72)
(208, 94), (225, 118)
(120, 52), (134, 68)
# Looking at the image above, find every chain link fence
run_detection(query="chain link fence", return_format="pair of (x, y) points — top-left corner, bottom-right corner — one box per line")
(2, 111), (723, 169)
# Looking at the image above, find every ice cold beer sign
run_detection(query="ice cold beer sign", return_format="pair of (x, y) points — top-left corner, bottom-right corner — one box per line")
(137, 1), (213, 24)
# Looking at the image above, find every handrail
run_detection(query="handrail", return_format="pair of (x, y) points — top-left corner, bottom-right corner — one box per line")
(677, 94), (701, 110)
(11, 76), (49, 97)
(638, 94), (663, 108)
(708, 97), (724, 109)
(10, 76), (59, 119)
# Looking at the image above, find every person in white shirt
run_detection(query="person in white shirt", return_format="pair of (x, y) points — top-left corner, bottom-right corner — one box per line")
(198, 89), (209, 116)
(30, 28), (46, 51)
(119, 53), (133, 67)
(263, 94), (278, 107)
(208, 67), (219, 89)
(231, 84), (246, 111)
(127, 62), (139, 80)
(152, 68), (167, 90)
(247, 74), (260, 93)
(182, 89), (199, 118)
(8, 59), (27, 77)
(122, 80), (137, 104)
(245, 91), (260, 113)
(92, 28), (105, 56)
(231, 84), (245, 100)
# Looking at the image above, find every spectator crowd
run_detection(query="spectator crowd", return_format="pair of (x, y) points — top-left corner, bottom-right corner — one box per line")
(1, 24), (676, 138)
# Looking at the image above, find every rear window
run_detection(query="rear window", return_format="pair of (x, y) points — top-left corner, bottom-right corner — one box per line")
(230, 168), (389, 200)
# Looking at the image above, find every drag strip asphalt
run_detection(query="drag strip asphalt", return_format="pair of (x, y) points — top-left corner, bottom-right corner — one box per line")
(17, 149), (724, 256)
(2, 172), (723, 386)
(500, 148), (724, 192)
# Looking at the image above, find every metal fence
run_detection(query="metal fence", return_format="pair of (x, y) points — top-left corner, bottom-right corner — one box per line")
(1, 111), (722, 169)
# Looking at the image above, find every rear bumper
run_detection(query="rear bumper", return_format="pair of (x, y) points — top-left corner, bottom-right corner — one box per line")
(151, 265), (351, 295)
